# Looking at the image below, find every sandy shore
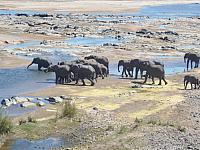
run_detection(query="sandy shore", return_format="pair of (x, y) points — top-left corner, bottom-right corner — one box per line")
(0, 52), (29, 68)
(0, 0), (199, 13)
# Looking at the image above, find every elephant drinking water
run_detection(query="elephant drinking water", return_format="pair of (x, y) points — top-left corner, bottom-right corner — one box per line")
(27, 57), (52, 71)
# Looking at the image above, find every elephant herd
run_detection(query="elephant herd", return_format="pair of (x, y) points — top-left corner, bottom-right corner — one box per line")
(26, 52), (200, 89)
(118, 59), (167, 85)
(27, 55), (109, 86)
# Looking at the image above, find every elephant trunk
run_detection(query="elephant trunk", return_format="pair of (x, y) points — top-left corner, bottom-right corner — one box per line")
(27, 62), (33, 69)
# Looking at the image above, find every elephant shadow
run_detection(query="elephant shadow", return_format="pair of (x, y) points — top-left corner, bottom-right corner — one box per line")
(131, 80), (156, 86)
(118, 77), (133, 80)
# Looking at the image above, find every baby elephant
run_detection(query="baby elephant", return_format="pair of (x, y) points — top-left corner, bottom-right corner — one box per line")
(184, 75), (200, 90)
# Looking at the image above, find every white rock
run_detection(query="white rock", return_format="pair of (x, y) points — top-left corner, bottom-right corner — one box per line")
(20, 102), (36, 108)
(48, 97), (63, 103)
(37, 101), (45, 107)
(12, 97), (28, 103)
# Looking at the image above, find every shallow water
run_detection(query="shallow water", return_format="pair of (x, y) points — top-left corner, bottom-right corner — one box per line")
(0, 67), (54, 100)
(133, 3), (200, 19)
(0, 9), (44, 16)
(2, 137), (65, 150)
(66, 36), (120, 46)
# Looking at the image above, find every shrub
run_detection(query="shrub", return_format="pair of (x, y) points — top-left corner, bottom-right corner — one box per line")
(62, 101), (77, 118)
(27, 116), (37, 123)
(0, 111), (13, 135)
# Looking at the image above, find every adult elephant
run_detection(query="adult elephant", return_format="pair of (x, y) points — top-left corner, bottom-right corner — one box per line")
(45, 65), (71, 84)
(70, 64), (97, 86)
(118, 60), (132, 78)
(184, 53), (199, 70)
(83, 59), (104, 79)
(130, 59), (164, 79)
(84, 55), (109, 74)
(27, 57), (52, 71)
(142, 61), (167, 85)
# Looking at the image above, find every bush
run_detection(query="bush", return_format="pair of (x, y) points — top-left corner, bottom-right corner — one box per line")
(0, 111), (13, 135)
(27, 116), (37, 123)
(62, 101), (77, 118)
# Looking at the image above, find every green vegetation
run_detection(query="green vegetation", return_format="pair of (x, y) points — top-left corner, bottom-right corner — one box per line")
(62, 101), (77, 118)
(0, 110), (13, 135)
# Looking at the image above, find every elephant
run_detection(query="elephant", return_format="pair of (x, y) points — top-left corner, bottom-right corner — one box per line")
(184, 53), (199, 70)
(84, 55), (109, 74)
(46, 65), (71, 84)
(118, 60), (132, 77)
(27, 57), (52, 71)
(142, 61), (167, 85)
(70, 64), (97, 86)
(130, 59), (164, 79)
(99, 64), (108, 77)
(184, 75), (199, 90)
(83, 59), (104, 79)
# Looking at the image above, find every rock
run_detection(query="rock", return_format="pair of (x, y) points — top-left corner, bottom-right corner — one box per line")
(37, 97), (43, 100)
(136, 29), (153, 35)
(11, 96), (28, 103)
(60, 95), (71, 100)
(20, 102), (36, 108)
(1, 99), (12, 107)
(48, 97), (63, 103)
(37, 101), (46, 107)
(27, 98), (34, 101)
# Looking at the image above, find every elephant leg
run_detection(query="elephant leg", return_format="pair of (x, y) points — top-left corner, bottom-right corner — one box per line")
(185, 81), (189, 90)
(140, 70), (143, 79)
(128, 69), (132, 77)
(55, 75), (58, 84)
(152, 77), (155, 85)
(158, 78), (162, 85)
(122, 68), (125, 77)
(89, 79), (95, 86)
(38, 65), (42, 71)
(124, 68), (128, 77)
(75, 79), (79, 85)
(101, 73), (104, 79)
(162, 77), (168, 85)
(143, 74), (148, 84)
(195, 83), (197, 89)
(191, 61), (193, 69)
(135, 68), (139, 79)
(81, 79), (86, 86)
(187, 59), (189, 71)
